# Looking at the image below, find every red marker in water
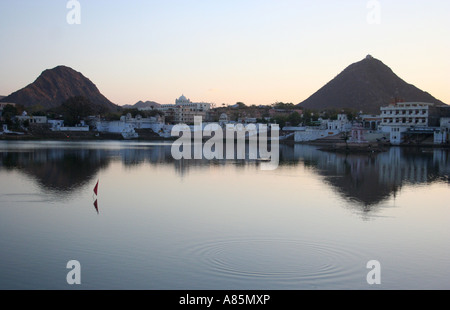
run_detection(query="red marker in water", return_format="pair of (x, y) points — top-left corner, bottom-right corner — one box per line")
(93, 179), (99, 196)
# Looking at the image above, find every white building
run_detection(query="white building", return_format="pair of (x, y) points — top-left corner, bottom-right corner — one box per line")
(326, 114), (352, 131)
(380, 102), (433, 128)
(294, 114), (352, 142)
(48, 120), (89, 132)
(16, 115), (47, 124)
(159, 95), (211, 124)
(379, 102), (438, 145)
(294, 128), (342, 142)
(434, 117), (450, 144)
(95, 113), (166, 138)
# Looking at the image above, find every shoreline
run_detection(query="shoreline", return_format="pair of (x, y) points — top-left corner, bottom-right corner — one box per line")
(1, 131), (449, 151)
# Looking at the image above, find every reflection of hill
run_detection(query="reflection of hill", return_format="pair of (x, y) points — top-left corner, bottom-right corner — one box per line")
(0, 149), (110, 193)
(1, 143), (448, 207)
(289, 145), (450, 206)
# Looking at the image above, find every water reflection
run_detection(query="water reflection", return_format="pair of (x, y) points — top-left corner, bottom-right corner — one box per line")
(289, 145), (449, 206)
(0, 142), (448, 209)
(93, 199), (99, 214)
(0, 148), (109, 196)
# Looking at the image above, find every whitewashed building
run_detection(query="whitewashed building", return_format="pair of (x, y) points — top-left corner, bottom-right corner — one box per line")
(159, 95), (211, 124)
(16, 115), (47, 124)
(380, 102), (434, 129)
(294, 114), (351, 142)
(434, 117), (450, 144)
(48, 120), (89, 132)
(95, 113), (166, 137)
(294, 128), (342, 142)
(379, 102), (439, 145)
(326, 114), (352, 131)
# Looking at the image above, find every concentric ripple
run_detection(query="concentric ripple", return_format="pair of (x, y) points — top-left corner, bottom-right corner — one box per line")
(180, 237), (363, 288)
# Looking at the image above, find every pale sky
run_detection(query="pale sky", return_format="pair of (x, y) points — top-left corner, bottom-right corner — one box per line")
(0, 0), (449, 106)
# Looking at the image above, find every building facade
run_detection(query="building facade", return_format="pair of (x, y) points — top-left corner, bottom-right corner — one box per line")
(434, 117), (450, 144)
(15, 115), (48, 124)
(159, 95), (211, 124)
(380, 102), (437, 129)
(379, 102), (440, 145)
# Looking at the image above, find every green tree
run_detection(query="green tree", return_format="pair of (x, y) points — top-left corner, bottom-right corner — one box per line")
(2, 104), (19, 127)
(273, 115), (288, 128)
(2, 104), (18, 118)
(272, 102), (296, 110)
(60, 96), (94, 126)
(287, 112), (302, 126)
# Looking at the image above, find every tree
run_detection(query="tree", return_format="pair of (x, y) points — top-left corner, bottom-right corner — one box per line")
(287, 112), (302, 126)
(60, 96), (94, 126)
(2, 104), (18, 118)
(341, 131), (351, 150)
(1, 104), (19, 127)
(272, 102), (295, 110)
(273, 115), (288, 129)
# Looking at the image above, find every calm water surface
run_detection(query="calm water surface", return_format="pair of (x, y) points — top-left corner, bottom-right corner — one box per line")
(0, 141), (449, 289)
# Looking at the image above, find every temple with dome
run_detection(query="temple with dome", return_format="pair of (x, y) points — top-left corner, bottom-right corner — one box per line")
(159, 95), (212, 124)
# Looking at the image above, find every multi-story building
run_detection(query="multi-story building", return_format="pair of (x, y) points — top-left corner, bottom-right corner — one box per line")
(379, 102), (440, 145)
(159, 95), (211, 124)
(380, 102), (440, 128)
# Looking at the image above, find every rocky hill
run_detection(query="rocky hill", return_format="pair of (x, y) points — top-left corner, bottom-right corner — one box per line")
(0, 66), (120, 112)
(299, 55), (446, 114)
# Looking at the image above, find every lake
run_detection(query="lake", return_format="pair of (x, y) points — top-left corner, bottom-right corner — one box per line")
(0, 141), (449, 289)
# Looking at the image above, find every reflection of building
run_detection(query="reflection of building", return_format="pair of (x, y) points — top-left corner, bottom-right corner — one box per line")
(159, 95), (211, 124)
(2, 141), (449, 212)
(290, 144), (449, 207)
